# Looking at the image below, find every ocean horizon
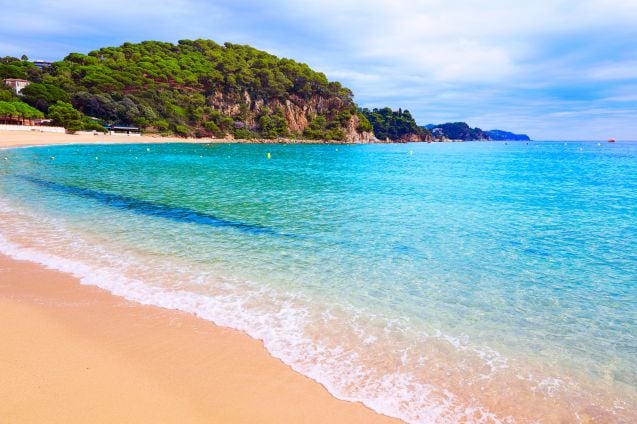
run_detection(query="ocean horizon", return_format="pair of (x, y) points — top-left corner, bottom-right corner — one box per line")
(1, 140), (635, 423)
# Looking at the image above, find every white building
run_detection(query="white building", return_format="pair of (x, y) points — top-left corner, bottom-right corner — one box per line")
(3, 78), (30, 94)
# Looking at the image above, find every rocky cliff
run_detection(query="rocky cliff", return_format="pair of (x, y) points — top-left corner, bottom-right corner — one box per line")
(207, 90), (371, 141)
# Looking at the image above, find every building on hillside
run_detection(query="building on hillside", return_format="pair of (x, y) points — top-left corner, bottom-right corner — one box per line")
(33, 60), (53, 69)
(3, 78), (30, 94)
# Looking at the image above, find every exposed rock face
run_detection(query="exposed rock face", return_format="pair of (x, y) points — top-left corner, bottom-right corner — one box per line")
(282, 99), (309, 133)
(344, 113), (373, 142)
(399, 133), (426, 142)
(207, 90), (371, 141)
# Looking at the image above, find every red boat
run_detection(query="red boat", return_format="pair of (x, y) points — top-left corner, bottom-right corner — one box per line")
(608, 138), (616, 143)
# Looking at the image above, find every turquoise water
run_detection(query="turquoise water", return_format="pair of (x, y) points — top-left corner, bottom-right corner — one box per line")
(1, 141), (636, 422)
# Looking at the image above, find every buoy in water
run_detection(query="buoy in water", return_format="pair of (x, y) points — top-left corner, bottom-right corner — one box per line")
(267, 152), (271, 159)
(95, 157), (99, 160)
(50, 156), (55, 160)
(409, 150), (413, 155)
(146, 147), (151, 152)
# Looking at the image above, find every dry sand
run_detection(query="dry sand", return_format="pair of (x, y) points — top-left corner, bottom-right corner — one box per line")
(0, 131), (401, 423)
(0, 129), (221, 149)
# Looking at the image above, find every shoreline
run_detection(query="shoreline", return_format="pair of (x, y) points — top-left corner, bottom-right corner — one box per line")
(0, 129), (356, 148)
(1, 129), (563, 147)
(0, 128), (420, 148)
(0, 254), (400, 423)
(0, 133), (401, 423)
(0, 129), (226, 149)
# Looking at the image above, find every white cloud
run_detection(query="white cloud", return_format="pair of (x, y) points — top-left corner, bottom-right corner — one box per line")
(275, 0), (637, 80)
(0, 0), (231, 44)
(587, 60), (637, 81)
(1, 0), (636, 139)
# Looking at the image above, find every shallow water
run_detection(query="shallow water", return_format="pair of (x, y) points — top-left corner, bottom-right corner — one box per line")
(1, 141), (636, 423)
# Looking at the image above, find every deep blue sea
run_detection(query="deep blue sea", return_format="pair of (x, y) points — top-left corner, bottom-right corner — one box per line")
(1, 141), (635, 423)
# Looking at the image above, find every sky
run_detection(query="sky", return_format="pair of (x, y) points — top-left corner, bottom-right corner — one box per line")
(1, 0), (636, 140)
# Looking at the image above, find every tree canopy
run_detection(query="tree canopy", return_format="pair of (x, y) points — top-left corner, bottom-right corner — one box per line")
(47, 101), (83, 131)
(0, 56), (39, 80)
(21, 83), (70, 112)
(0, 101), (44, 119)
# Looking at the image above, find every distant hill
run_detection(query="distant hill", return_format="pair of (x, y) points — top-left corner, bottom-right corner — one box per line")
(424, 122), (488, 141)
(484, 129), (530, 141)
(423, 123), (530, 141)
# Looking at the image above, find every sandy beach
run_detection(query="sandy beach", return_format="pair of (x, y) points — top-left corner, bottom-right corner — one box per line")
(0, 131), (400, 423)
(0, 129), (221, 149)
(0, 129), (361, 149)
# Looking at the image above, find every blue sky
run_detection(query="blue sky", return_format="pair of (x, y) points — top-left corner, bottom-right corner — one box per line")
(1, 0), (636, 140)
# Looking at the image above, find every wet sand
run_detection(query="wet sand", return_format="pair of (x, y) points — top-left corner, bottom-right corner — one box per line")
(0, 254), (400, 423)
